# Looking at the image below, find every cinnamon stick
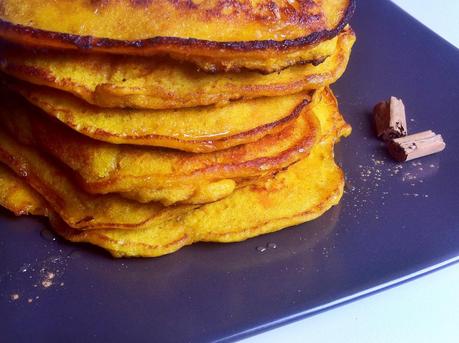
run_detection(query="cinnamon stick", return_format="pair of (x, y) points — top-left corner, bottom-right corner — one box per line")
(387, 130), (446, 162)
(373, 96), (407, 141)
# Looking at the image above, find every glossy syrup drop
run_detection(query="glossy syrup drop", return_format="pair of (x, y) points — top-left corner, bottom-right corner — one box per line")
(40, 228), (57, 242)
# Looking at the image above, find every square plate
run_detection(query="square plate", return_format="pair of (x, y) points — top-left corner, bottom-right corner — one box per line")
(1, 1), (459, 342)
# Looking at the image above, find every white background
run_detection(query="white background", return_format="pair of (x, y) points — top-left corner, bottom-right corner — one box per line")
(241, 1), (459, 342)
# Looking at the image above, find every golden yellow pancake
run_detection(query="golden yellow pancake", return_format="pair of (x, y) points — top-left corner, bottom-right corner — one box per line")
(0, 127), (350, 257)
(0, 87), (349, 235)
(0, 0), (355, 72)
(56, 137), (346, 257)
(0, 133), (347, 257)
(0, 161), (342, 261)
(10, 81), (311, 152)
(0, 162), (48, 216)
(1, 28), (355, 109)
(0, 129), (194, 230)
(1, 91), (321, 205)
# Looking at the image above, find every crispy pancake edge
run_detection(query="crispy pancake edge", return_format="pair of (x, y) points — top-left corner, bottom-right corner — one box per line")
(7, 80), (312, 152)
(0, 91), (320, 201)
(0, 28), (355, 109)
(0, 1), (355, 52)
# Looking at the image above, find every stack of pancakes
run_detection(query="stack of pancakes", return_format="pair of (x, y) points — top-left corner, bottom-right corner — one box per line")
(0, 0), (355, 257)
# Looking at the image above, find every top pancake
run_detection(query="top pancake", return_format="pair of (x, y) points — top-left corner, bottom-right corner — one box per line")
(0, 0), (355, 72)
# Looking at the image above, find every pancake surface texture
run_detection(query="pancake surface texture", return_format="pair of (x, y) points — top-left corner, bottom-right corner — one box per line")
(0, 0), (355, 71)
(11, 82), (312, 152)
(0, 90), (319, 205)
(0, 28), (355, 109)
(0, 88), (351, 257)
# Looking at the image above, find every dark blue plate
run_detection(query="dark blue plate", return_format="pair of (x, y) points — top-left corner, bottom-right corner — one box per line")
(1, 1), (459, 342)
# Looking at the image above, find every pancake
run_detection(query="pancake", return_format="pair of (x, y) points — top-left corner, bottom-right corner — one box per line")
(0, 0), (355, 72)
(54, 137), (346, 257)
(0, 128), (193, 230)
(9, 81), (312, 152)
(0, 87), (350, 233)
(0, 124), (350, 258)
(0, 162), (48, 216)
(0, 159), (342, 261)
(0, 91), (320, 205)
(0, 28), (355, 109)
(0, 134), (347, 257)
